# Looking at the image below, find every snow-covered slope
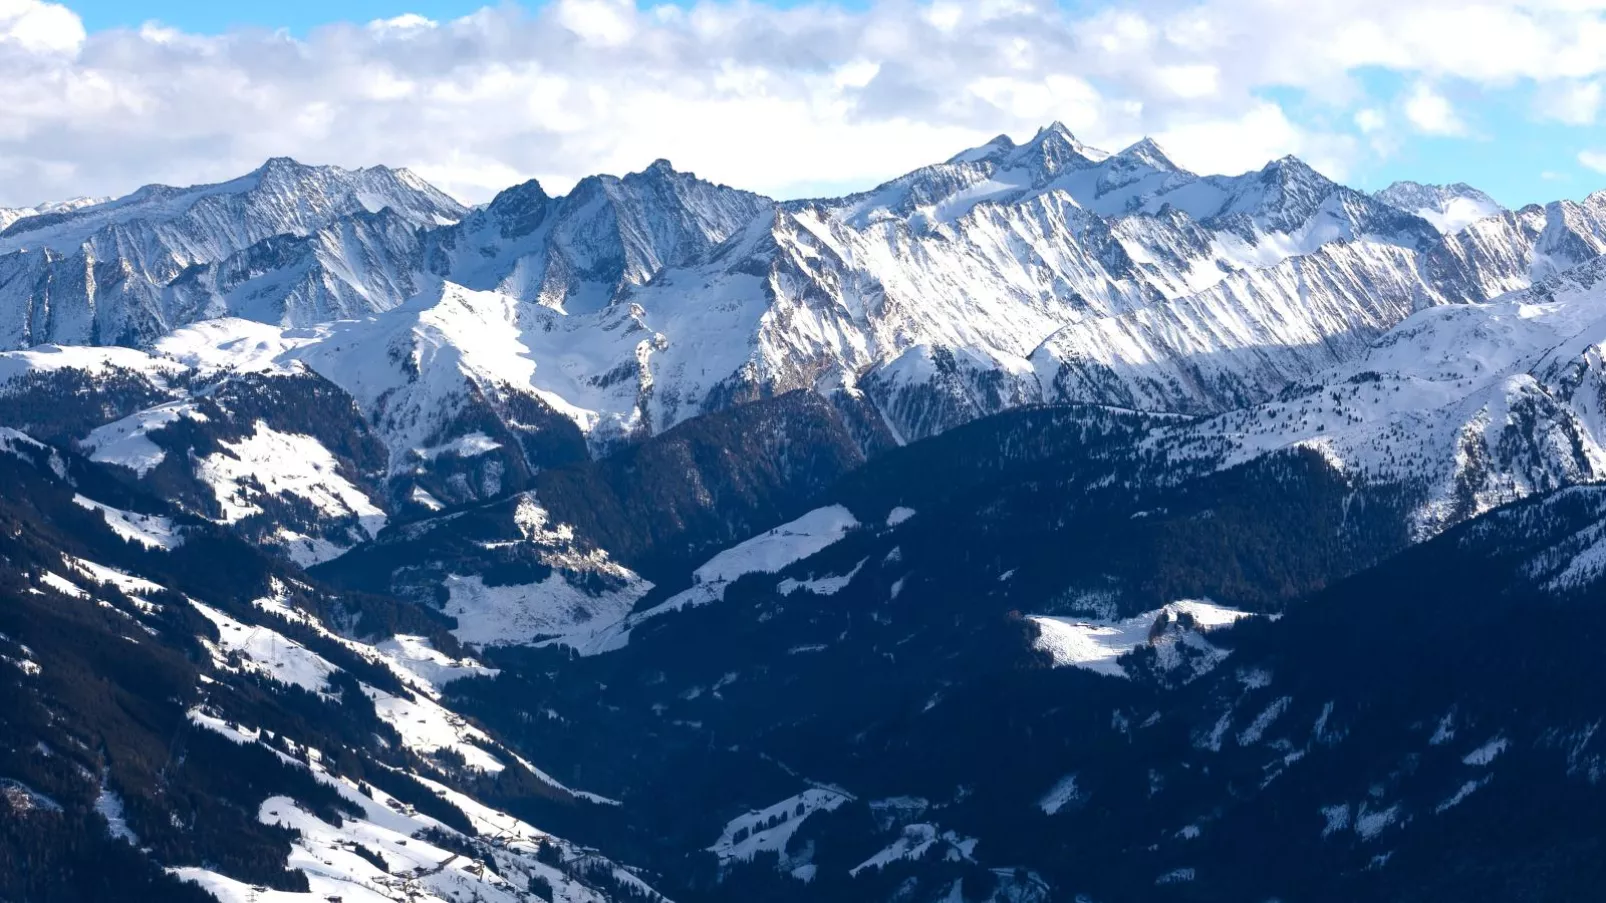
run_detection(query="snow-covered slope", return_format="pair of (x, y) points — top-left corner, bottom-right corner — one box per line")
(1156, 251), (1606, 536)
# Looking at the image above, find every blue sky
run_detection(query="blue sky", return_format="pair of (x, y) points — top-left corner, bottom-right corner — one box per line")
(65, 0), (861, 33)
(1, 0), (1603, 208)
(70, 1), (502, 32)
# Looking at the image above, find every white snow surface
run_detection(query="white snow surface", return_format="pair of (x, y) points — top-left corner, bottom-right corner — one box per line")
(94, 786), (139, 845)
(192, 600), (339, 695)
(1375, 181), (1505, 234)
(67, 556), (164, 601)
(214, 586), (615, 802)
(80, 401), (208, 476)
(0, 343), (181, 385)
(1463, 737), (1509, 766)
(709, 789), (851, 865)
(86, 131), (1552, 460)
(692, 506), (860, 585)
(72, 495), (184, 550)
(39, 571), (89, 599)
(886, 507), (917, 527)
(443, 572), (650, 648)
(196, 420), (386, 531)
(372, 635), (497, 693)
(419, 496), (657, 648)
(1029, 600), (1254, 677)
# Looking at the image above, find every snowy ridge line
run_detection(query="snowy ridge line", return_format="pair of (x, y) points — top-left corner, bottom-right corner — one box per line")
(4, 126), (1596, 468)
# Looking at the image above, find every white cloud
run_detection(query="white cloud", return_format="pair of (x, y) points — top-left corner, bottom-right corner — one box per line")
(1580, 150), (1606, 174)
(368, 14), (438, 33)
(554, 0), (636, 47)
(1354, 108), (1385, 133)
(1156, 64), (1220, 99)
(1157, 102), (1355, 178)
(1537, 80), (1603, 125)
(1403, 82), (1467, 136)
(0, 0), (1600, 206)
(0, 0), (83, 54)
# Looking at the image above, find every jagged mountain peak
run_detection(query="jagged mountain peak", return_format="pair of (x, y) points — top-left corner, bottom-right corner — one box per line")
(254, 154), (311, 175)
(1115, 136), (1180, 171)
(1030, 120), (1090, 149)
(640, 157), (679, 176)
(485, 176), (553, 208)
(1259, 153), (1331, 184)
(1010, 120), (1110, 170)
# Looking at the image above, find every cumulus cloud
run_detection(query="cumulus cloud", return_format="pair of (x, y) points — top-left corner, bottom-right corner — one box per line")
(0, 0), (1602, 205)
(0, 0), (83, 53)
(1403, 83), (1468, 136)
(1580, 150), (1606, 174)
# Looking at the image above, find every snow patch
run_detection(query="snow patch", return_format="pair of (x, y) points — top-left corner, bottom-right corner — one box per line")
(850, 824), (977, 877)
(192, 600), (339, 695)
(1463, 737), (1508, 766)
(195, 421), (387, 546)
(886, 507), (917, 527)
(72, 495), (183, 550)
(1038, 774), (1081, 815)
(564, 506), (859, 655)
(710, 789), (850, 866)
(1028, 600), (1253, 677)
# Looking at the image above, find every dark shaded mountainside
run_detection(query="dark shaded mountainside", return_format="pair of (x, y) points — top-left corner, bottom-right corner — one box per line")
(0, 435), (675, 903)
(6, 360), (1606, 902)
(5, 126), (1606, 903)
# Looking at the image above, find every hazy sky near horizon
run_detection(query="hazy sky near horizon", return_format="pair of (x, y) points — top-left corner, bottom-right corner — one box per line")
(0, 0), (1603, 207)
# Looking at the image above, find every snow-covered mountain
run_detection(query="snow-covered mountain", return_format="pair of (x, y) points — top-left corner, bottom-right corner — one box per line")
(10, 124), (1606, 903)
(4, 129), (1604, 453)
(2, 130), (1605, 567)
(1375, 180), (1505, 233)
(0, 195), (111, 231)
(425, 159), (772, 312)
(0, 127), (1602, 563)
(0, 158), (467, 348)
(1154, 250), (1606, 535)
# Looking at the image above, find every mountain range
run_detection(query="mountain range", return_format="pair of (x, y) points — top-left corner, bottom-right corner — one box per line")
(4, 125), (1606, 902)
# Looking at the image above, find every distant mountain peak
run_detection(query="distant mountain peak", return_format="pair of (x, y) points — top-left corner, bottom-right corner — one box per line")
(1024, 121), (1102, 156)
(946, 133), (1018, 165)
(1116, 137), (1180, 171)
(1008, 121), (1108, 176)
(1374, 180), (1505, 234)
(1265, 154), (1321, 175)
(258, 155), (306, 171)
